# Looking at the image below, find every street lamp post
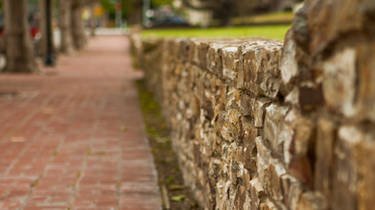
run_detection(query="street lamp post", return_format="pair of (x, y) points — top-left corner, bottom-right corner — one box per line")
(45, 0), (55, 66)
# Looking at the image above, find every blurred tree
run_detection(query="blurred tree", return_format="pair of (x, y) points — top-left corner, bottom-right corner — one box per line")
(59, 0), (74, 54)
(99, 0), (172, 26)
(214, 0), (234, 25)
(3, 0), (37, 73)
(71, 0), (87, 49)
(100, 0), (116, 17)
(59, 0), (97, 52)
(100, 0), (140, 25)
(120, 0), (141, 25)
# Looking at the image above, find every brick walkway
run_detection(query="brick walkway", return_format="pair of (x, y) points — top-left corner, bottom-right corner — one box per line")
(0, 36), (161, 210)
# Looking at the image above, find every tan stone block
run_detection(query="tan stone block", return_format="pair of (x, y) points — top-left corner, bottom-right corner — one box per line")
(314, 118), (336, 202)
(253, 98), (272, 128)
(280, 30), (298, 86)
(198, 42), (210, 70)
(222, 45), (241, 82)
(250, 177), (265, 209)
(243, 192), (252, 210)
(280, 174), (303, 210)
(337, 126), (375, 210)
(207, 43), (223, 76)
(332, 126), (362, 210)
(355, 42), (375, 122)
(283, 109), (314, 165)
(285, 87), (299, 106)
(296, 192), (328, 210)
(177, 39), (190, 62)
(306, 0), (371, 55)
(188, 39), (201, 65)
(356, 138), (375, 210)
(256, 137), (287, 201)
(239, 93), (254, 117)
(322, 48), (357, 117)
(259, 198), (287, 210)
(240, 40), (282, 98)
(241, 120), (258, 175)
(264, 104), (289, 154)
(170, 39), (181, 61)
(141, 38), (160, 54)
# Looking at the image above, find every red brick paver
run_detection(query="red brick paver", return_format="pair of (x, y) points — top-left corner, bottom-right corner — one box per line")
(0, 36), (161, 210)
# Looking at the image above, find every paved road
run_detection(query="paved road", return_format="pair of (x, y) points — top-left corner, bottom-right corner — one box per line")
(0, 36), (161, 210)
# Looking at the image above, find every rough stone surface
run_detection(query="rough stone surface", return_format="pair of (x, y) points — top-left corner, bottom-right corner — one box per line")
(130, 0), (375, 208)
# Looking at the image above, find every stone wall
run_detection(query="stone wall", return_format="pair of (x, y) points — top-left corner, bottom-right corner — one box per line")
(130, 0), (375, 209)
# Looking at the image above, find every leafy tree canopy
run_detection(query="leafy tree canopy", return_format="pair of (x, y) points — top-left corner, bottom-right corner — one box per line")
(100, 0), (173, 19)
(100, 0), (136, 18)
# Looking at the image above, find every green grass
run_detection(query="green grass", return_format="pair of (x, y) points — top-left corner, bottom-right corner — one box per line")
(141, 25), (290, 40)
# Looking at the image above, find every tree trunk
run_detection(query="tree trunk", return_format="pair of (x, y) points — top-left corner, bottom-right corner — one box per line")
(128, 1), (142, 25)
(3, 0), (37, 73)
(59, 0), (74, 54)
(71, 1), (87, 50)
(216, 1), (233, 26)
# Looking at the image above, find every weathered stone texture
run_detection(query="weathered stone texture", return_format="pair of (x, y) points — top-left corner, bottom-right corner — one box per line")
(130, 0), (375, 209)
(237, 40), (283, 98)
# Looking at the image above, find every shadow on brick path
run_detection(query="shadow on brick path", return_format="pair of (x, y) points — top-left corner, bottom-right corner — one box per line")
(0, 36), (162, 210)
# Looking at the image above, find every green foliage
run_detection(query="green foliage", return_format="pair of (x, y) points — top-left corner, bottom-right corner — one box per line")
(100, 0), (129, 19)
(100, 0), (115, 11)
(100, 0), (172, 21)
(141, 25), (290, 40)
(151, 0), (173, 7)
(100, 0), (116, 16)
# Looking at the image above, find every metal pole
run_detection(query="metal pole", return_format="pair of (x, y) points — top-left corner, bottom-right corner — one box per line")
(119, 7), (123, 27)
(143, 0), (150, 27)
(116, 9), (121, 27)
(45, 0), (55, 66)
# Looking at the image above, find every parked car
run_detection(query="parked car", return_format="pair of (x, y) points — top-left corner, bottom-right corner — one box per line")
(148, 6), (190, 28)
(151, 15), (190, 28)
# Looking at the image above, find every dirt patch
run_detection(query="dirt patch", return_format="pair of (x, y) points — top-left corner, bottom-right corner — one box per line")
(136, 80), (202, 210)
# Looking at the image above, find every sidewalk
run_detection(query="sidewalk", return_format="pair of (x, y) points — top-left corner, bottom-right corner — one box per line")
(0, 36), (161, 210)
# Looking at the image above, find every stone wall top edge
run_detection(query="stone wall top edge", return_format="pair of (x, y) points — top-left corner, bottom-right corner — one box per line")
(143, 36), (283, 48)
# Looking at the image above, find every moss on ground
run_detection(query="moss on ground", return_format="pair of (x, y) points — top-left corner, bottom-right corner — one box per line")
(136, 80), (202, 210)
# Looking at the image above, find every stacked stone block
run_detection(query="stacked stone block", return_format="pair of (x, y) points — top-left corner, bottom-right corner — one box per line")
(130, 0), (375, 209)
